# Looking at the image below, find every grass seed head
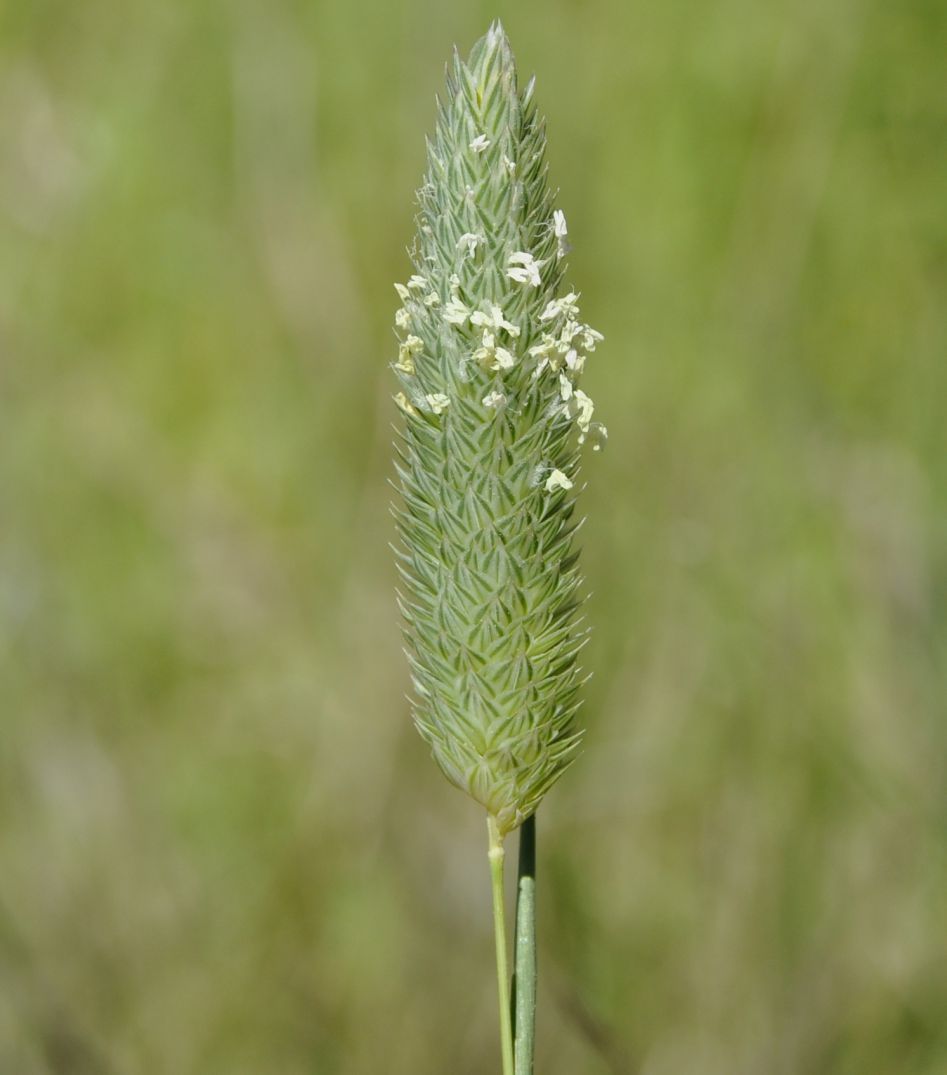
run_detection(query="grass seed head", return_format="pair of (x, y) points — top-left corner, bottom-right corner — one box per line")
(391, 22), (606, 835)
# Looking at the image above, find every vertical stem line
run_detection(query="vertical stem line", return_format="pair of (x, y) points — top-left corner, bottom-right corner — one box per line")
(513, 813), (537, 1075)
(488, 815), (514, 1075)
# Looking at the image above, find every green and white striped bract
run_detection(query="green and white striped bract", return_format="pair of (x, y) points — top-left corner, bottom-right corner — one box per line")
(391, 23), (606, 836)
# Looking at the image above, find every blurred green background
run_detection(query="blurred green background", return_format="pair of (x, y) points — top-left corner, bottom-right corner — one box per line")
(1, 0), (944, 1072)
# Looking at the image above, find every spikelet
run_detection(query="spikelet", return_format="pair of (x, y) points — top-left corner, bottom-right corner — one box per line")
(391, 23), (606, 836)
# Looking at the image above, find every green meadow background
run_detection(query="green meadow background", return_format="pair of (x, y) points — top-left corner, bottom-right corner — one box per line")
(1, 1), (944, 1072)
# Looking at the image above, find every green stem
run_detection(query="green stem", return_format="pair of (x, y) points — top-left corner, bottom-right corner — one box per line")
(488, 815), (514, 1075)
(513, 813), (537, 1075)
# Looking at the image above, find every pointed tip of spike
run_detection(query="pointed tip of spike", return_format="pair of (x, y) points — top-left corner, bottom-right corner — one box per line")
(465, 19), (515, 73)
(488, 19), (512, 54)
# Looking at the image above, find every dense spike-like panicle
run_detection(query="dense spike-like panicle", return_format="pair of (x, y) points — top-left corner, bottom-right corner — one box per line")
(391, 22), (606, 835)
